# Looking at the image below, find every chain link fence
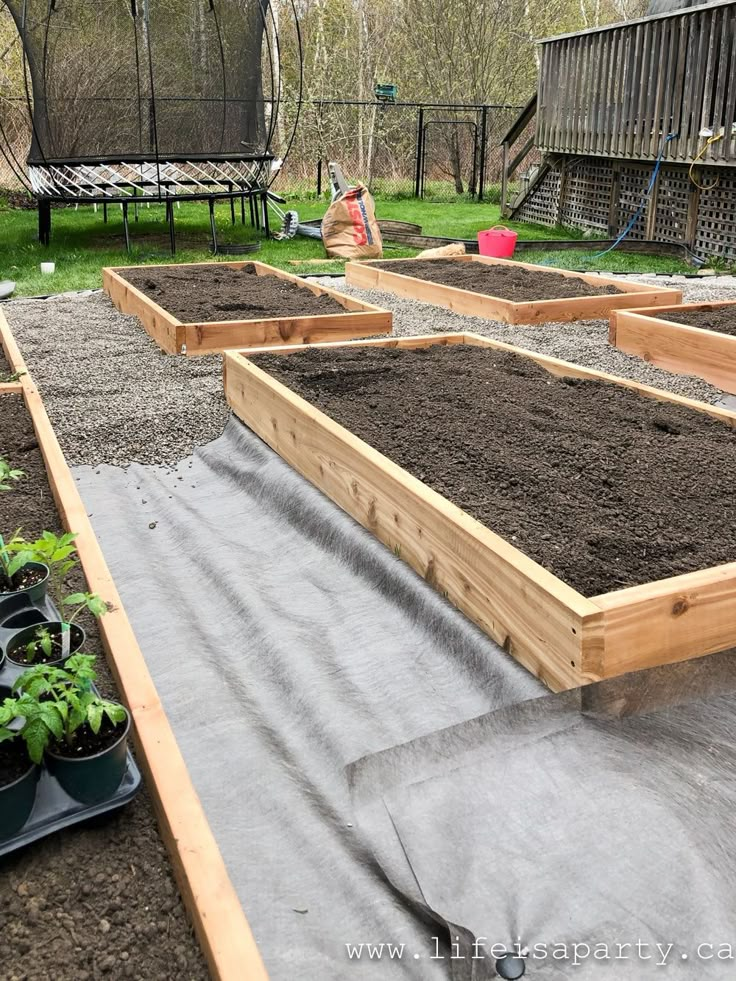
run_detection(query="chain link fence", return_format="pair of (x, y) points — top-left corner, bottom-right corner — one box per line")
(272, 101), (527, 202)
(1, 98), (530, 203)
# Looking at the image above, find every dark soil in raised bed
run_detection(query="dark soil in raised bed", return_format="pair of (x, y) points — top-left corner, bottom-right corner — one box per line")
(660, 306), (736, 337)
(0, 393), (208, 979)
(370, 258), (627, 301)
(121, 262), (347, 323)
(254, 344), (736, 596)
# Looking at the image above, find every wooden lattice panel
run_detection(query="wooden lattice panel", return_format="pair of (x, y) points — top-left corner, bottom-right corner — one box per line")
(616, 165), (651, 240)
(695, 170), (736, 260)
(561, 159), (614, 230)
(653, 167), (691, 243)
(516, 168), (561, 227)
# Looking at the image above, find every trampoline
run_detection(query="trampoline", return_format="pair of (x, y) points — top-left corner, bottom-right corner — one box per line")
(1, 0), (302, 251)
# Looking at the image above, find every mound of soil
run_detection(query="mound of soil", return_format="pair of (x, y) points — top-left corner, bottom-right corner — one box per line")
(0, 393), (207, 979)
(660, 306), (736, 337)
(254, 344), (736, 596)
(121, 262), (346, 323)
(371, 258), (627, 301)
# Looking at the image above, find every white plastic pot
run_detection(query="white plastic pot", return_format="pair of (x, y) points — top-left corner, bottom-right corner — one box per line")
(40, 262), (55, 275)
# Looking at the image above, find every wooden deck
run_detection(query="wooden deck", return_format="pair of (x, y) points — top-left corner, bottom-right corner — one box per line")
(537, 0), (736, 165)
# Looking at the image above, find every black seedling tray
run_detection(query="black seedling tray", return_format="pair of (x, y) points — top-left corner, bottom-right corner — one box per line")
(0, 755), (141, 859)
(0, 589), (141, 857)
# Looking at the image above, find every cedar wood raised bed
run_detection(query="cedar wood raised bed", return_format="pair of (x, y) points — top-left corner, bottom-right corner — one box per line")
(0, 310), (267, 981)
(225, 332), (736, 693)
(610, 301), (736, 396)
(103, 260), (392, 356)
(345, 254), (682, 324)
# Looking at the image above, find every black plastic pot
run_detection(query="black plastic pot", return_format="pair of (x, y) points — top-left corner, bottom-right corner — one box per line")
(0, 562), (50, 606)
(0, 747), (39, 840)
(6, 621), (85, 667)
(46, 710), (130, 805)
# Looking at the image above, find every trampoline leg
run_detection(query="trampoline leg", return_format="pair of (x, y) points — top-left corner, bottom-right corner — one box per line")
(38, 199), (51, 246)
(168, 200), (176, 255)
(122, 202), (131, 252)
(241, 194), (246, 225)
(209, 199), (218, 255)
(103, 202), (108, 224)
(248, 194), (255, 228)
(261, 192), (270, 237)
(230, 187), (236, 225)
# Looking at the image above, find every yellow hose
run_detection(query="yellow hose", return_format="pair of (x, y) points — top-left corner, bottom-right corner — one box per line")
(689, 133), (724, 191)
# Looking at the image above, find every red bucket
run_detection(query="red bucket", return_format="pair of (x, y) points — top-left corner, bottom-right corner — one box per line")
(478, 225), (518, 258)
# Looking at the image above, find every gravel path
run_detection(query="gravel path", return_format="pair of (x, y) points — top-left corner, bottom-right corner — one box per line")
(3, 291), (228, 467)
(313, 273), (736, 406)
(3, 272), (736, 468)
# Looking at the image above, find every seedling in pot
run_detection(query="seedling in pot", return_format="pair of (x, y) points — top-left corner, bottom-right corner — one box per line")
(13, 655), (129, 805)
(12, 654), (125, 764)
(6, 531), (78, 606)
(0, 694), (39, 840)
(10, 592), (107, 665)
(0, 531), (46, 596)
(0, 457), (24, 492)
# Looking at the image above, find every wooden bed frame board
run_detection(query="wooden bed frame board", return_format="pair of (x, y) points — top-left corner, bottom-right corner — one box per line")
(103, 260), (392, 356)
(345, 254), (683, 324)
(610, 301), (736, 395)
(224, 332), (736, 693)
(0, 310), (268, 981)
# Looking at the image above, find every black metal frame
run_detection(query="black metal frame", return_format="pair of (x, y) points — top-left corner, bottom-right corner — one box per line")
(38, 187), (271, 255)
(419, 119), (479, 199)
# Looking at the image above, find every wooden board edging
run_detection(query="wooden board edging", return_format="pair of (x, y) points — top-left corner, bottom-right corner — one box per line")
(225, 332), (736, 691)
(610, 302), (736, 395)
(346, 255), (682, 325)
(103, 260), (392, 356)
(0, 310), (268, 981)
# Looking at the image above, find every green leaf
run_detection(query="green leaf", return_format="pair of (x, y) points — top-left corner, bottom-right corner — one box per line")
(63, 593), (87, 606)
(103, 702), (127, 728)
(87, 701), (103, 734)
(21, 718), (50, 764)
(38, 702), (64, 741)
(0, 728), (17, 745)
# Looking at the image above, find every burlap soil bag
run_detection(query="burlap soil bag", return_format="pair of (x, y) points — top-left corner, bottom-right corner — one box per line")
(322, 185), (383, 259)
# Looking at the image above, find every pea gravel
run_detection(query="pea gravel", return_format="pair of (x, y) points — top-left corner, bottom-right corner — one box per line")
(4, 272), (736, 468)
(3, 291), (228, 467)
(312, 272), (736, 407)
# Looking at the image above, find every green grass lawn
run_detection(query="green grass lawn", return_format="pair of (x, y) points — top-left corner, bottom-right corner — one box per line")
(0, 195), (692, 298)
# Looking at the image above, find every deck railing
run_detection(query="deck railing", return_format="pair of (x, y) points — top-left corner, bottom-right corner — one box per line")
(537, 0), (736, 165)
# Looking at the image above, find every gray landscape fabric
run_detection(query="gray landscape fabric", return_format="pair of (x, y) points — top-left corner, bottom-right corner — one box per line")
(75, 417), (736, 980)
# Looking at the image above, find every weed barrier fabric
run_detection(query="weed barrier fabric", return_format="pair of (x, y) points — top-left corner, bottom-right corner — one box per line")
(349, 653), (736, 980)
(72, 417), (542, 980)
(73, 418), (736, 980)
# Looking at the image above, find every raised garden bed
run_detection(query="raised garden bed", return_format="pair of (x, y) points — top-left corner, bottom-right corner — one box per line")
(0, 311), (266, 980)
(610, 301), (736, 395)
(345, 255), (682, 324)
(104, 260), (392, 356)
(225, 333), (736, 692)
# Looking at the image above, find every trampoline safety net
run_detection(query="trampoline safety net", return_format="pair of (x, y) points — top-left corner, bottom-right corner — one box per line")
(4, 0), (269, 165)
